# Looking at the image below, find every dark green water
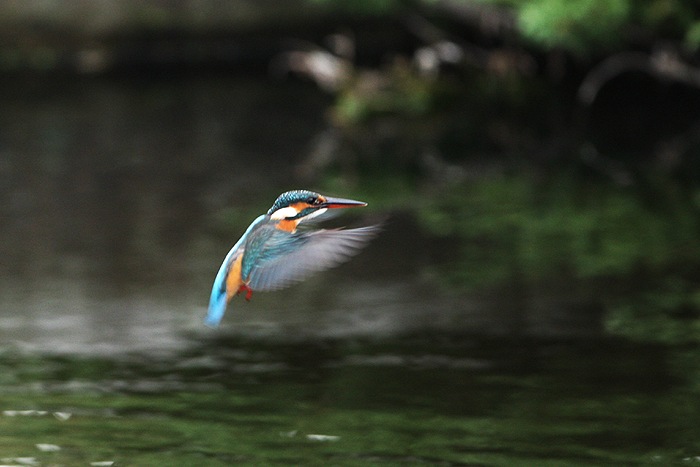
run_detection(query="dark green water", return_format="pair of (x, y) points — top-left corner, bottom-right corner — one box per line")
(0, 335), (696, 465)
(1, 73), (700, 465)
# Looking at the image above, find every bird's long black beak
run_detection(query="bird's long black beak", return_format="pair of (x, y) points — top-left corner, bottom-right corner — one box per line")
(322, 196), (367, 209)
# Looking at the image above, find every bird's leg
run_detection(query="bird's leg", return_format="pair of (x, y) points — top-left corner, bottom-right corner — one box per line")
(237, 284), (253, 301)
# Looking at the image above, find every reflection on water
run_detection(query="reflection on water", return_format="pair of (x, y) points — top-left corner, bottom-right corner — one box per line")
(1, 73), (700, 464)
(0, 74), (602, 353)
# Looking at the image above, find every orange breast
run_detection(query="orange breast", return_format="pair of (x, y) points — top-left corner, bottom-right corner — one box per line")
(225, 254), (244, 302)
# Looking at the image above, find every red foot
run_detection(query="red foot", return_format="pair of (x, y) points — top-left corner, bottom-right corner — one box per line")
(237, 284), (253, 301)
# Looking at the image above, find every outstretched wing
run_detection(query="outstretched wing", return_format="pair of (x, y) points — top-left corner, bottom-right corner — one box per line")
(243, 225), (379, 292)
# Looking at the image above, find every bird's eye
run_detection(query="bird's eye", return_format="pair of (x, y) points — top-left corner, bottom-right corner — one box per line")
(308, 196), (318, 204)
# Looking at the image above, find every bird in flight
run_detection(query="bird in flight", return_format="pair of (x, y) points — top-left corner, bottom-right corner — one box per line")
(206, 189), (378, 327)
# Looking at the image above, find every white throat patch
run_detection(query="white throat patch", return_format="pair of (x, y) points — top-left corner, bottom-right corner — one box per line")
(270, 206), (328, 222)
(270, 206), (299, 220)
(300, 208), (327, 223)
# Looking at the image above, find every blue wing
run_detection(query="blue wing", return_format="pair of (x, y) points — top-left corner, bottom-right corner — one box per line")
(243, 225), (379, 292)
(205, 215), (266, 327)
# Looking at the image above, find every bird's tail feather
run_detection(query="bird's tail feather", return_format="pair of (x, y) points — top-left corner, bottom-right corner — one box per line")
(205, 258), (231, 327)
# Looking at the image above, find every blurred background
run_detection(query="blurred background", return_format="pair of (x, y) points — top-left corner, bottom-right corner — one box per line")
(1, 0), (700, 464)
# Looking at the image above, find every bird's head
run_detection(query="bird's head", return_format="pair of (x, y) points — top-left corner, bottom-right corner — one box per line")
(267, 189), (366, 223)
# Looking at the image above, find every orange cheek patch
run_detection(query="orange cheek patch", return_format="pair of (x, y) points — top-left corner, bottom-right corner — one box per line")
(274, 201), (312, 232)
(277, 219), (298, 232)
(291, 201), (311, 211)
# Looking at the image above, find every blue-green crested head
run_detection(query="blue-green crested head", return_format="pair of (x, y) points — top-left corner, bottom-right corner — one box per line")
(267, 190), (321, 216)
(267, 189), (368, 221)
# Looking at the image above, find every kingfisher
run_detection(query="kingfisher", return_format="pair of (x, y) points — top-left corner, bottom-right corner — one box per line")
(206, 189), (377, 327)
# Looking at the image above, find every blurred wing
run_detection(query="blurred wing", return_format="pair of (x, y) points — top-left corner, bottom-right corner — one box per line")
(246, 225), (379, 292)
